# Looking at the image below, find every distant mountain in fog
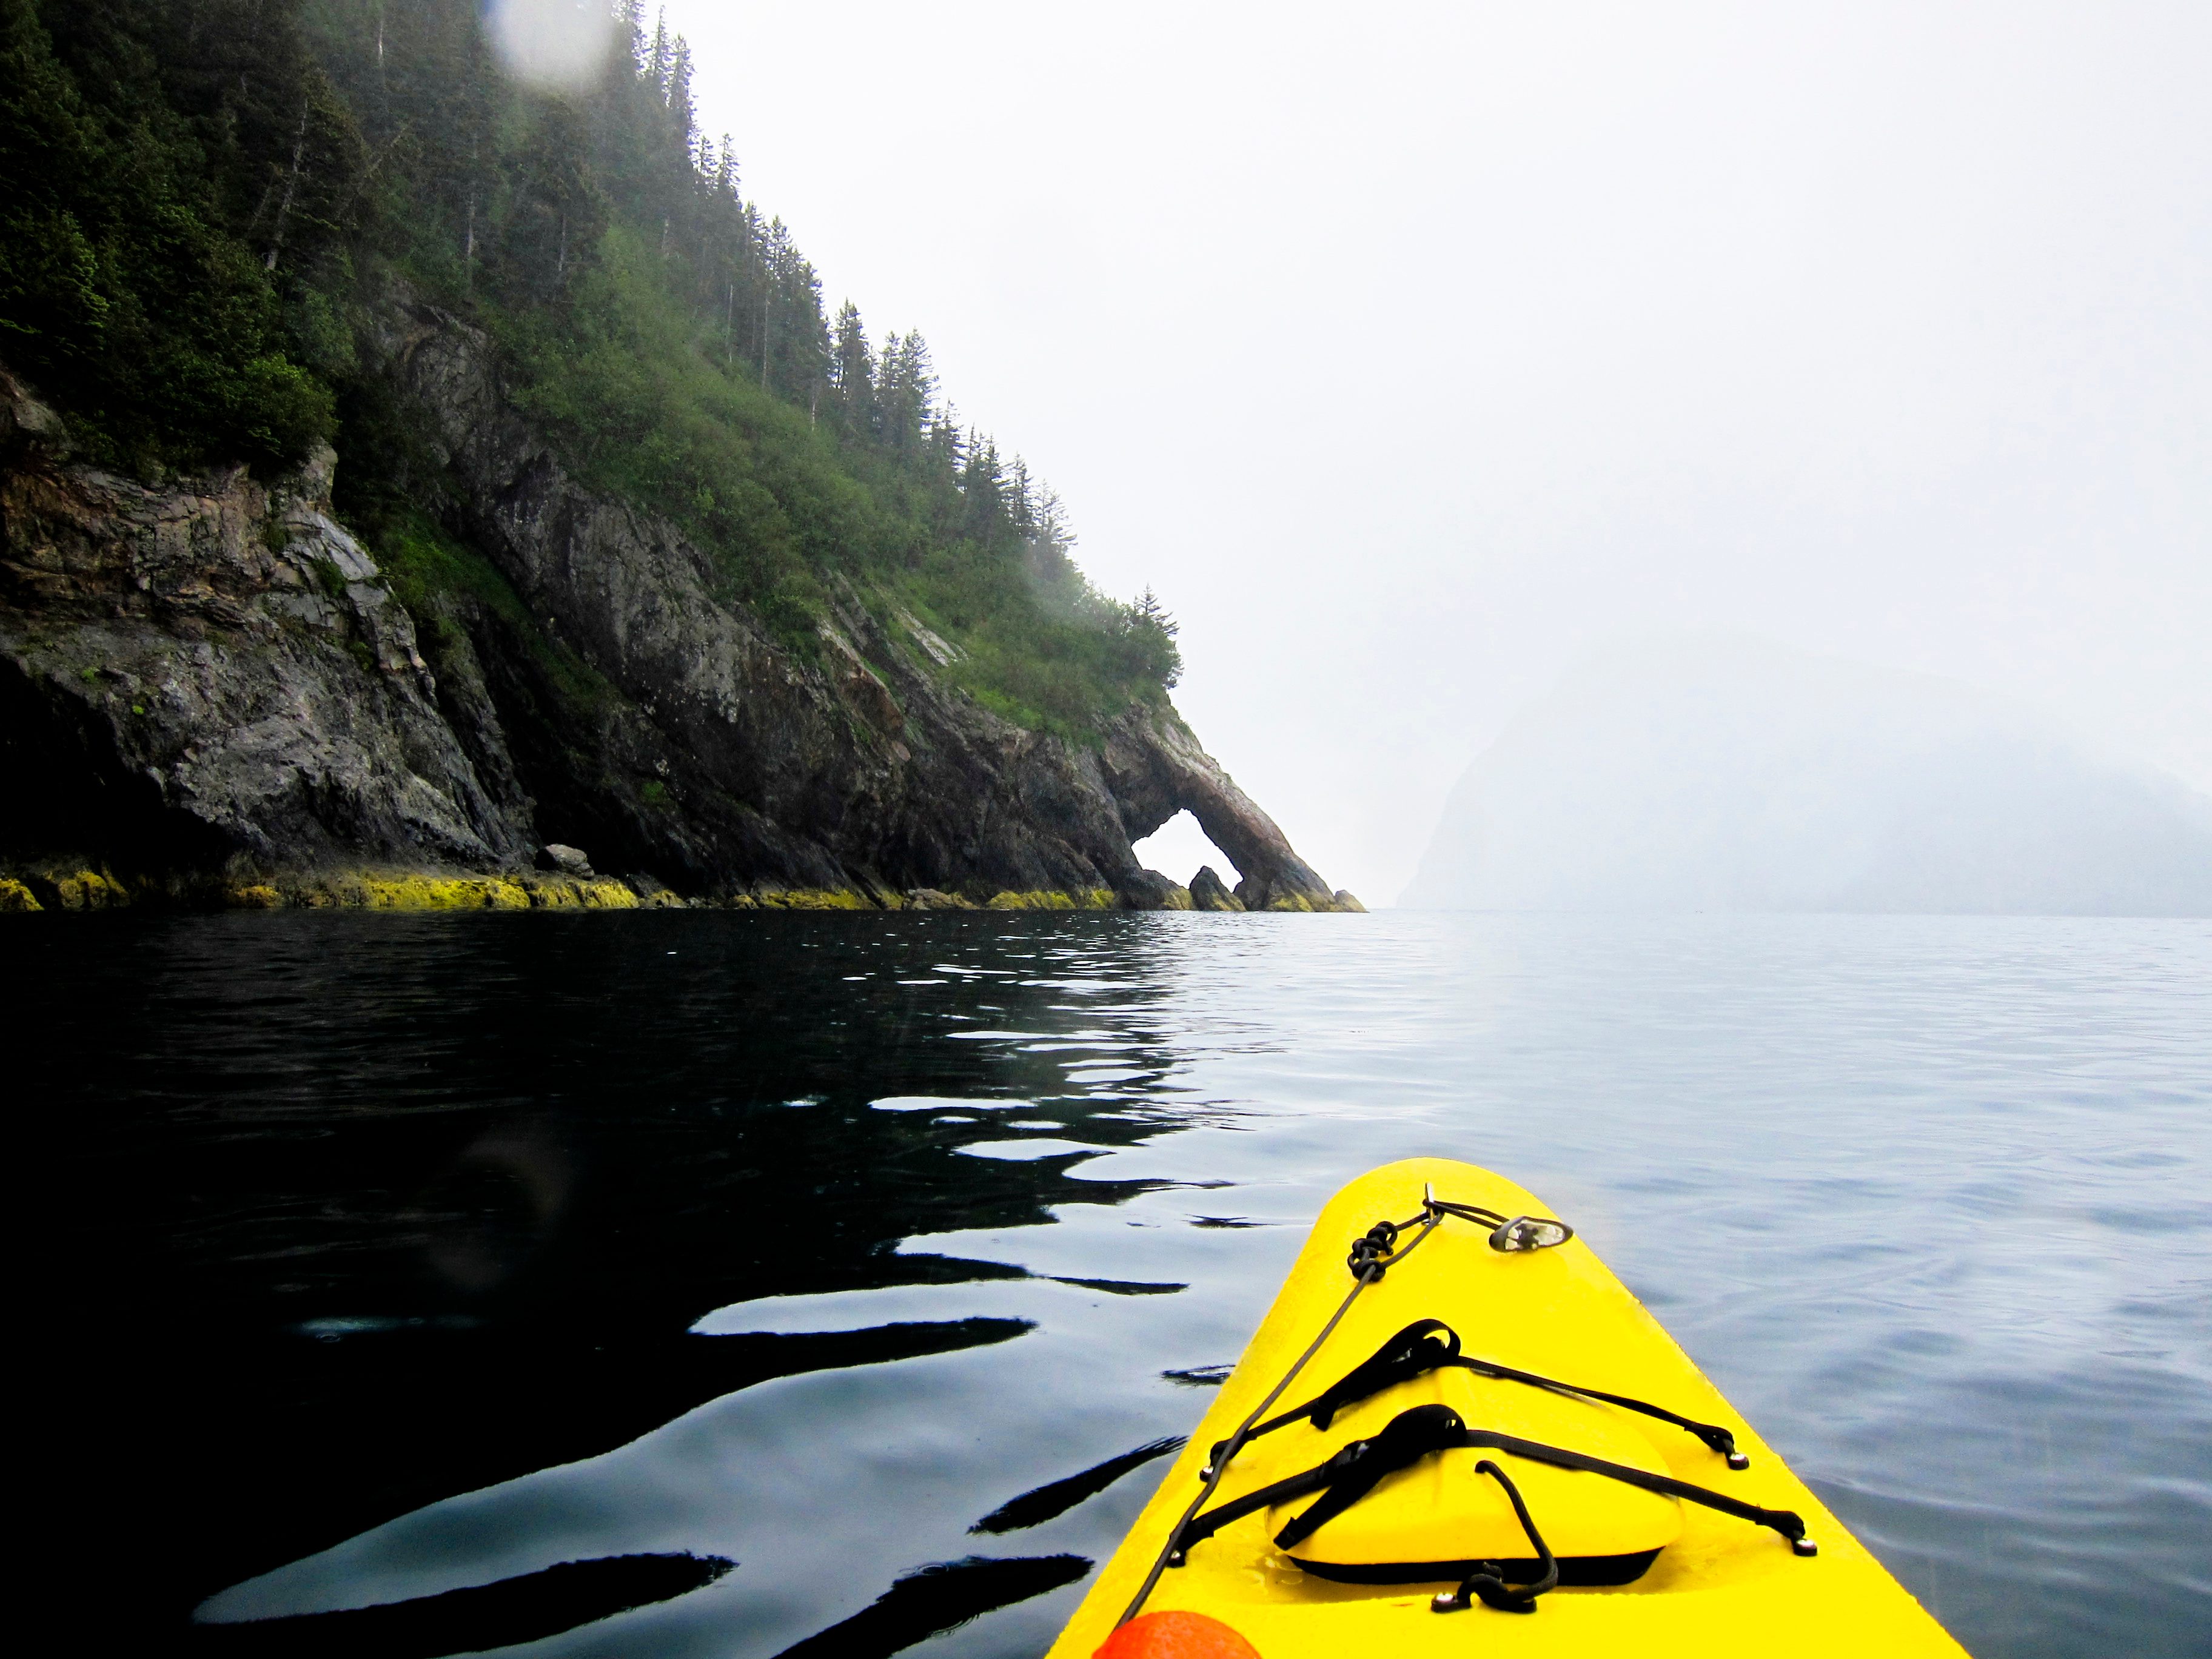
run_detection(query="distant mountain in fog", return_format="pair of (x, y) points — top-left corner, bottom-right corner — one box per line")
(1401, 637), (2212, 915)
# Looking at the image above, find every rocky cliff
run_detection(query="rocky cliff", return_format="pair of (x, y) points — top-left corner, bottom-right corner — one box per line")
(0, 308), (1358, 914)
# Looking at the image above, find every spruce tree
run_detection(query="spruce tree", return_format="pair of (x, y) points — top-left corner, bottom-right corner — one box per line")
(0, 0), (1189, 717)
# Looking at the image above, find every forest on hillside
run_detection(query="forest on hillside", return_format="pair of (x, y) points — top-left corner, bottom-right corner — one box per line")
(0, 0), (1181, 732)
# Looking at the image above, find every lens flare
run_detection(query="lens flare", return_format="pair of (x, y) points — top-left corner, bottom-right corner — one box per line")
(485, 0), (617, 93)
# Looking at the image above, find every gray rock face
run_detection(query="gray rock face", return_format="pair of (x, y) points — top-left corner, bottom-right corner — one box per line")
(1, 325), (1349, 908)
(1, 371), (530, 876)
(540, 843), (593, 877)
(1188, 865), (1244, 911)
(1088, 702), (1339, 910)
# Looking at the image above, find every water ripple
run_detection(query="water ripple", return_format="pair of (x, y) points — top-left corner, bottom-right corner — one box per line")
(13, 910), (2208, 1656)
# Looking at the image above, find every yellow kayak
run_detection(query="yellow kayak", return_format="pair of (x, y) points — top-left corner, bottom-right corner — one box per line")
(1049, 1158), (1967, 1659)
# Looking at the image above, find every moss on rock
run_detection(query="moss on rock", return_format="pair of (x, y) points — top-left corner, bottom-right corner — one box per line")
(985, 889), (1118, 911)
(759, 888), (874, 911)
(229, 871), (643, 910)
(0, 862), (1334, 917)
(903, 889), (976, 910)
(26, 868), (135, 911)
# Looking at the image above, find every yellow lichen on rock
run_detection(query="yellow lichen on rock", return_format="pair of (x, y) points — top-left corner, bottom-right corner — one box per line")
(0, 864), (1353, 916)
(517, 873), (645, 908)
(363, 874), (528, 909)
(983, 889), (1119, 911)
(572, 878), (642, 909)
(987, 890), (1071, 910)
(903, 888), (976, 910)
(272, 871), (543, 909)
(760, 888), (874, 911)
(49, 868), (132, 910)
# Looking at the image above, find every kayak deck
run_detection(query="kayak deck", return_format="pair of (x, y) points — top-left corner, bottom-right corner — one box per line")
(1048, 1158), (1966, 1659)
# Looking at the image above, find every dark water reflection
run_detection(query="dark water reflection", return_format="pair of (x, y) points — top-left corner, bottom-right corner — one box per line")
(14, 911), (2210, 1657)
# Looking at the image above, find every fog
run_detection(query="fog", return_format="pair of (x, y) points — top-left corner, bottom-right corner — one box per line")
(1403, 635), (2212, 914)
(665, 1), (2210, 905)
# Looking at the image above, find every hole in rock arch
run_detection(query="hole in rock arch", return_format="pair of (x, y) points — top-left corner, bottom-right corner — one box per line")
(1130, 811), (1241, 891)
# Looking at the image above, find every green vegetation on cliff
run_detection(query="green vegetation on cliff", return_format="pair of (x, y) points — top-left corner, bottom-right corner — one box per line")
(0, 0), (1180, 732)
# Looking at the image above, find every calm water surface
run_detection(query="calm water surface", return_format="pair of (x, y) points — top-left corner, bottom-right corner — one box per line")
(16, 911), (2210, 1657)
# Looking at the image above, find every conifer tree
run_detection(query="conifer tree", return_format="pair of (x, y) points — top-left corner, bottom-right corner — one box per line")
(961, 433), (1008, 544)
(878, 329), (936, 454)
(503, 96), (604, 298)
(1034, 486), (1076, 560)
(0, 0), (1188, 712)
(667, 35), (694, 144)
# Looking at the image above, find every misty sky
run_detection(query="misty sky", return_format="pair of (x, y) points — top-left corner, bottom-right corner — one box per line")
(660, 1), (2210, 904)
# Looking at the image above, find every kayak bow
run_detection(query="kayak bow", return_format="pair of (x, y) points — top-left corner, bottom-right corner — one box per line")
(1049, 1159), (1966, 1659)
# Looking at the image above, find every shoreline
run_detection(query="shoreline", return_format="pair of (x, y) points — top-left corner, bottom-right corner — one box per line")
(0, 863), (1365, 916)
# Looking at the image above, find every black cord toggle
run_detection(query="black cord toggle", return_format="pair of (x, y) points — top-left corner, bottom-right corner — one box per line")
(1431, 1461), (1557, 1614)
(1346, 1220), (1404, 1281)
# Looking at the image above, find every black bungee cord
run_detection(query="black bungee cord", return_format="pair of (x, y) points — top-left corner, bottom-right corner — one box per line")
(1114, 1186), (1569, 1627)
(1167, 1403), (1815, 1593)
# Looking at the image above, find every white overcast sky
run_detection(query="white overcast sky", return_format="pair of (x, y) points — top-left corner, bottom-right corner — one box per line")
(657, 1), (2210, 904)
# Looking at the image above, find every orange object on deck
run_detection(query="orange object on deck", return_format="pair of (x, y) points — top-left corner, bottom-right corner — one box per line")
(1093, 1610), (1262, 1659)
